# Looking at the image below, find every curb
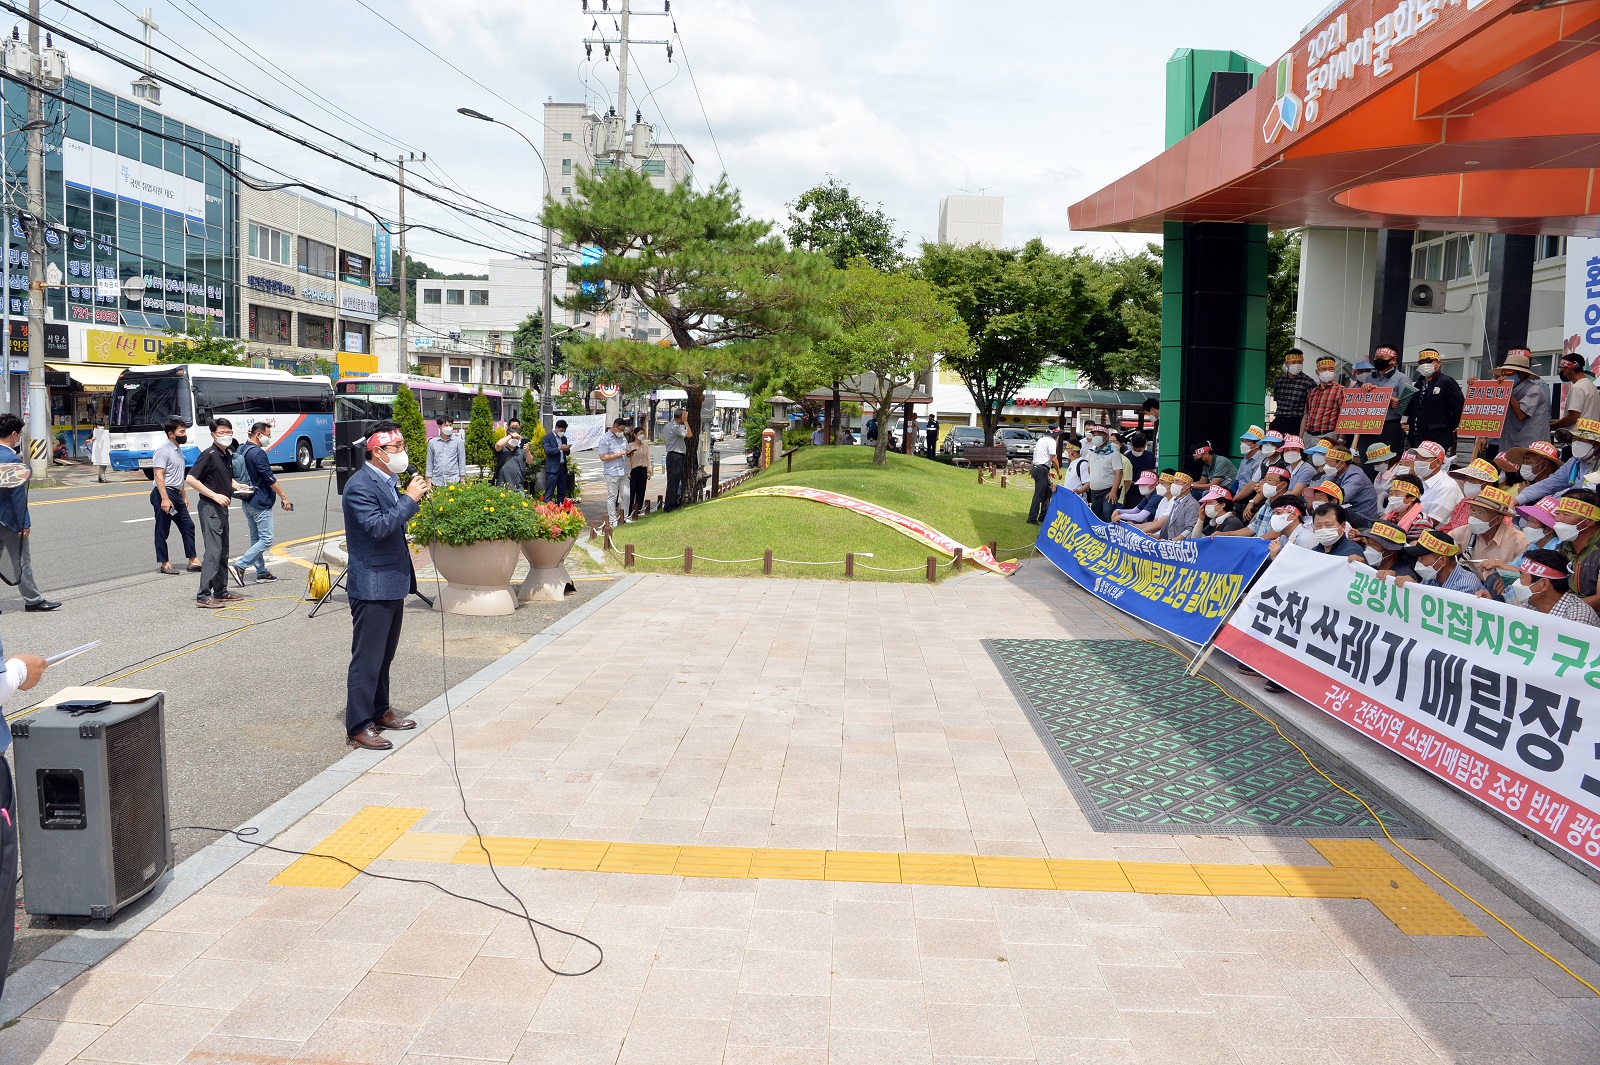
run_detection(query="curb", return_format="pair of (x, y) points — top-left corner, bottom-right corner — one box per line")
(0, 572), (645, 1024)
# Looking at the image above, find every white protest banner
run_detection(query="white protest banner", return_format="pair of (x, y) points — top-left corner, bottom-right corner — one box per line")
(562, 414), (607, 453)
(1215, 546), (1600, 873)
(1565, 235), (1600, 354)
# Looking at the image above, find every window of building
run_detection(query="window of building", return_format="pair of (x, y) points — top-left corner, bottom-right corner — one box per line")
(594, 158), (615, 172)
(448, 358), (471, 383)
(339, 320), (371, 354)
(446, 289), (464, 305)
(1536, 235), (1566, 262)
(247, 223), (291, 266)
(562, 186), (572, 196)
(641, 159), (665, 176)
(562, 159), (572, 175)
(422, 287), (442, 305)
(299, 313), (335, 350)
(562, 132), (573, 141)
(248, 304), (291, 344)
(1411, 233), (1480, 283)
(297, 236), (336, 280)
(469, 289), (489, 306)
(338, 249), (370, 287)
(415, 356), (441, 377)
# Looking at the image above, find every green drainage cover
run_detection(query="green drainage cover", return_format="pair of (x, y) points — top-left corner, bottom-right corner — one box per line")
(987, 638), (1415, 837)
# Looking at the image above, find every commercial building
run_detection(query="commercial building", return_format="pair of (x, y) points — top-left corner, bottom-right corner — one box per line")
(239, 184), (379, 376)
(937, 195), (1003, 249)
(409, 258), (538, 390)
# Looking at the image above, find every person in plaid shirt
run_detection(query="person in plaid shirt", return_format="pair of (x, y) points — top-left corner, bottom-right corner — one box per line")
(1270, 349), (1311, 435)
(1513, 550), (1600, 626)
(1301, 356), (1345, 438)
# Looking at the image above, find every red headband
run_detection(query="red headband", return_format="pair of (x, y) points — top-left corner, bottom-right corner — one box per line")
(1521, 558), (1567, 581)
(367, 428), (403, 451)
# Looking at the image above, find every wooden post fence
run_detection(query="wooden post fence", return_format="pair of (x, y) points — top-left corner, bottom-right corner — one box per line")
(925, 556), (937, 582)
(684, 546), (693, 573)
(845, 552), (855, 577)
(624, 544), (635, 567)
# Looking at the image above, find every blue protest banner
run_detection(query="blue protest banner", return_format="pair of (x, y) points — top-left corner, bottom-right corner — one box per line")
(1035, 487), (1270, 644)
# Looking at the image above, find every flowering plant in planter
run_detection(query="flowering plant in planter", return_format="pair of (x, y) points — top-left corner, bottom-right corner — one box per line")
(407, 480), (542, 547)
(528, 498), (586, 541)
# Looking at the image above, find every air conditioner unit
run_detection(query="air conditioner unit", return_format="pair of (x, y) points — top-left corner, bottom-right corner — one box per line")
(1409, 278), (1445, 313)
(10, 693), (172, 919)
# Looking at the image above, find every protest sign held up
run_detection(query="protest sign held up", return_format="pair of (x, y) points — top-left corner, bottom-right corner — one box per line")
(1458, 379), (1514, 439)
(1335, 386), (1394, 435)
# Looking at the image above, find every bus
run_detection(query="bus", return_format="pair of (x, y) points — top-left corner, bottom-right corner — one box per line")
(109, 364), (335, 476)
(333, 375), (517, 437)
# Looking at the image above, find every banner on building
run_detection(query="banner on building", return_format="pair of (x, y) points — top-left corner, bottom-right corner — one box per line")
(1036, 487), (1269, 644)
(1335, 386), (1394, 435)
(1215, 546), (1600, 873)
(375, 224), (394, 287)
(1458, 379), (1514, 439)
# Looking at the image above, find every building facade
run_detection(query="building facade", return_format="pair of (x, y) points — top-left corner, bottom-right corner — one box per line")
(409, 258), (538, 391)
(239, 185), (378, 376)
(937, 195), (1003, 249)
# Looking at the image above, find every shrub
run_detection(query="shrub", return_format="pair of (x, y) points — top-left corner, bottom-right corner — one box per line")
(392, 385), (428, 477)
(465, 388), (496, 470)
(527, 498), (586, 541)
(407, 480), (543, 546)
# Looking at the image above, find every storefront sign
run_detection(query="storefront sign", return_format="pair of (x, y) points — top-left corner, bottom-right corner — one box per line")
(301, 286), (336, 306)
(61, 138), (208, 221)
(1216, 546), (1600, 874)
(247, 275), (296, 299)
(7, 322), (67, 359)
(1459, 379), (1514, 438)
(339, 351), (378, 376)
(1564, 235), (1600, 354)
(1035, 487), (1267, 643)
(1335, 386), (1394, 434)
(85, 329), (163, 365)
(375, 224), (393, 286)
(340, 292), (379, 319)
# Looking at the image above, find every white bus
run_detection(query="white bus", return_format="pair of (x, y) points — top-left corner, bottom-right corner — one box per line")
(109, 364), (335, 476)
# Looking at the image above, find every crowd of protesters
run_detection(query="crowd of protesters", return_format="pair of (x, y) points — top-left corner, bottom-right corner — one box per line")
(1034, 337), (1600, 631)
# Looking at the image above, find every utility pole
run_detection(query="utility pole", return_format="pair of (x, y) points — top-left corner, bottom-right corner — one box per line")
(25, 0), (48, 477)
(583, 0), (669, 167)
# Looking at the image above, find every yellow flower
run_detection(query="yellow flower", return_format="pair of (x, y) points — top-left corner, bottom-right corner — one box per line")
(489, 506), (495, 512)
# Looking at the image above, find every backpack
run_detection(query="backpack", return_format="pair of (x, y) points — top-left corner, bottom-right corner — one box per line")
(231, 443), (259, 499)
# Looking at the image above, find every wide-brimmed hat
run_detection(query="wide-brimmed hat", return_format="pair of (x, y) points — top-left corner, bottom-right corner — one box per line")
(1365, 442), (1396, 463)
(1310, 479), (1345, 503)
(1571, 418), (1600, 443)
(1361, 520), (1408, 549)
(1472, 485), (1516, 515)
(1239, 425), (1264, 443)
(1281, 435), (1305, 451)
(1450, 457), (1499, 483)
(1507, 440), (1562, 467)
(1516, 494), (1562, 527)
(1496, 349), (1537, 376)
(1405, 529), (1460, 559)
(1200, 486), (1234, 503)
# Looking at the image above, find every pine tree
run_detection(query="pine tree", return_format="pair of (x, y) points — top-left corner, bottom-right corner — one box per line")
(466, 388), (496, 472)
(392, 384), (428, 477)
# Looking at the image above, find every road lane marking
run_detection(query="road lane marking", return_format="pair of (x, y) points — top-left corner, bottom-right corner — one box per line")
(120, 517), (155, 524)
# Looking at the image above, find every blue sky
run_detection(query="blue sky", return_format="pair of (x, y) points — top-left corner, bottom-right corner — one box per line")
(55, 1), (1316, 266)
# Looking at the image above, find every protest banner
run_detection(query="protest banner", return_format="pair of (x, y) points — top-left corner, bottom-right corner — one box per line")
(1458, 379), (1514, 439)
(1335, 386), (1394, 435)
(1035, 487), (1269, 644)
(1215, 546), (1600, 873)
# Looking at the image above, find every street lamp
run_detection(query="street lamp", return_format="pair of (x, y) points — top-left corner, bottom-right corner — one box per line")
(457, 106), (557, 429)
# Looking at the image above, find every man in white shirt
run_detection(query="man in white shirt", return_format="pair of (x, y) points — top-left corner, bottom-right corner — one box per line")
(1415, 440), (1463, 525)
(1083, 425), (1124, 519)
(598, 418), (633, 528)
(1027, 431), (1060, 524)
(1551, 344), (1600, 432)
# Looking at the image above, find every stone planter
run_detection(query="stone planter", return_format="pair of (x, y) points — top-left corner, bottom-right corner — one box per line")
(431, 540), (519, 616)
(518, 535), (577, 602)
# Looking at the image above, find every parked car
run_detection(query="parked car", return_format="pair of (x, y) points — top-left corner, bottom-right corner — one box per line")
(940, 426), (985, 455)
(998, 427), (1036, 459)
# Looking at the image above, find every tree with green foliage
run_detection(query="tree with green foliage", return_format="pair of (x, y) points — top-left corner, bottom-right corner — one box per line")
(786, 176), (905, 270)
(918, 239), (1093, 446)
(544, 167), (837, 498)
(521, 387), (537, 425)
(823, 263), (971, 466)
(1266, 230), (1302, 381)
(159, 314), (245, 366)
(1078, 245), (1162, 389)
(392, 384), (429, 478)
(465, 388), (496, 471)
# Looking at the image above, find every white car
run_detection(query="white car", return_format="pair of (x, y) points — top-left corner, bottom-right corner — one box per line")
(710, 427), (725, 442)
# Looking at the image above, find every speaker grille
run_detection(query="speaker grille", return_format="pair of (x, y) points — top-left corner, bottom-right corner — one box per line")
(105, 708), (166, 904)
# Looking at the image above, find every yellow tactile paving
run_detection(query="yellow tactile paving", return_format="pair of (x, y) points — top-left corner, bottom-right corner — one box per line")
(289, 814), (1487, 937)
(270, 806), (427, 889)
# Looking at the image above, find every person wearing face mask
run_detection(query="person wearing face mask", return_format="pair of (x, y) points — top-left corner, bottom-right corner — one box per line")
(1321, 445), (1378, 526)
(1552, 490), (1600, 612)
(1232, 426), (1266, 500)
(1308, 502), (1362, 558)
(1549, 342), (1600, 432)
(1350, 519), (1416, 579)
(1366, 344), (1415, 453)
(342, 422), (430, 751)
(1131, 470), (1177, 534)
(1278, 434), (1319, 499)
(1412, 440), (1463, 526)
(1084, 425), (1123, 519)
(184, 418), (251, 609)
(1125, 431), (1156, 491)
(1515, 494), (1563, 554)
(1234, 464), (1289, 534)
(1495, 348), (1552, 454)
(1508, 440), (1565, 506)
(1112, 470), (1161, 524)
(1438, 456), (1500, 532)
(1270, 348), (1311, 435)
(1192, 440), (1236, 488)
(1264, 495), (1312, 557)
(150, 416), (201, 576)
(1160, 471), (1201, 540)
(1448, 485), (1526, 595)
(1364, 442), (1398, 496)
(1300, 357), (1345, 442)
(1403, 348), (1463, 452)
(1258, 430), (1283, 464)
(1395, 529), (1483, 594)
(1518, 420), (1600, 506)
(1200, 486), (1245, 536)
(1510, 550), (1600, 625)
(1381, 473), (1427, 530)
(425, 416), (466, 485)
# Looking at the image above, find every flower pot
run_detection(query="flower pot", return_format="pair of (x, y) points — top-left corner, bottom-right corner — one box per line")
(430, 539), (519, 616)
(518, 535), (577, 602)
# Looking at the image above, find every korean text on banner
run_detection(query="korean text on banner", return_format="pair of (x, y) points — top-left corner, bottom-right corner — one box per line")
(1459, 379), (1514, 439)
(375, 224), (394, 287)
(1035, 487), (1270, 644)
(1335, 386), (1394, 435)
(1215, 546), (1600, 874)
(1564, 235), (1600, 352)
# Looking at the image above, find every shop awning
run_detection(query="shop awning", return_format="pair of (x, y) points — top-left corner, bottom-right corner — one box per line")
(1046, 388), (1158, 409)
(47, 363), (125, 392)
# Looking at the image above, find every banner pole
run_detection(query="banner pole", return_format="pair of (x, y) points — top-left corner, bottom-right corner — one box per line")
(1185, 556), (1271, 677)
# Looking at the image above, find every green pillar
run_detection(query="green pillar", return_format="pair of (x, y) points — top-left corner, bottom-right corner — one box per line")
(1159, 49), (1267, 469)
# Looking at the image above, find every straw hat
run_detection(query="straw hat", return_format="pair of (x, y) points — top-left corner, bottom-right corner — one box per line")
(1506, 440), (1562, 467)
(1571, 418), (1600, 444)
(1496, 349), (1537, 377)
(1450, 458), (1500, 483)
(1473, 485), (1515, 515)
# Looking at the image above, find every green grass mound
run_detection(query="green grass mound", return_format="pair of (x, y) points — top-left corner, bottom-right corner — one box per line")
(617, 446), (1038, 582)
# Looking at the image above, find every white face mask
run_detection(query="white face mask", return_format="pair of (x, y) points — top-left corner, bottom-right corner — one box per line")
(1283, 450), (1302, 465)
(1414, 560), (1440, 583)
(440, 425), (453, 437)
(1286, 363), (1304, 375)
(1311, 454), (1327, 468)
(1355, 371), (1371, 383)
(1467, 516), (1492, 535)
(1575, 441), (1595, 460)
(212, 434), (232, 449)
(1138, 485), (1154, 497)
(1260, 444), (1278, 457)
(1089, 434), (1104, 447)
(1313, 526), (1341, 547)
(1386, 495), (1407, 511)
(1270, 513), (1293, 533)
(1206, 504), (1222, 519)
(1363, 546), (1384, 566)
(1506, 579), (1534, 605)
(1418, 363), (1437, 377)
(1555, 521), (1583, 543)
(1155, 485), (1169, 498)
(1261, 483), (1281, 499)
(1318, 370), (1336, 383)
(1372, 462), (1389, 475)
(1520, 464), (1537, 480)
(385, 450), (410, 475)
(1462, 482), (1483, 499)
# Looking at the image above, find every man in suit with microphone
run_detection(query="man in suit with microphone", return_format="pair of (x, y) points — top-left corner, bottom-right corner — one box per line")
(342, 421), (430, 751)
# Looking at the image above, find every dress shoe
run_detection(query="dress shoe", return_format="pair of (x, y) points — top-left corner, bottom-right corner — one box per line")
(346, 725), (393, 751)
(25, 600), (61, 612)
(186, 563), (202, 572)
(374, 709), (416, 731)
(214, 590), (246, 602)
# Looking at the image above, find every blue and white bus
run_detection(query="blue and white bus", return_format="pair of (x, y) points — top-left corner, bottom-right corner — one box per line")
(109, 364), (335, 476)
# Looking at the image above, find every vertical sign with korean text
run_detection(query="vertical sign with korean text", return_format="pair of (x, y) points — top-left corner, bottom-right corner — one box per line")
(1335, 386), (1393, 434)
(1216, 546), (1600, 873)
(375, 223), (394, 287)
(1564, 235), (1600, 355)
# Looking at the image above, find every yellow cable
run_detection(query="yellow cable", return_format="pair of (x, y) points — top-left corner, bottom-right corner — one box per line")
(1074, 593), (1598, 997)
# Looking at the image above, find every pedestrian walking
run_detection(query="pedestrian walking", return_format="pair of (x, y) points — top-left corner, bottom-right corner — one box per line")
(1027, 429), (1058, 524)
(494, 418), (529, 491)
(0, 415), (61, 612)
(0, 635), (48, 997)
(425, 416), (466, 485)
(342, 421), (427, 751)
(664, 409), (693, 511)
(542, 419), (571, 502)
(627, 425), (651, 518)
(90, 421), (110, 483)
(599, 418), (632, 527)
(150, 417), (200, 576)
(185, 418), (247, 608)
(230, 421), (291, 586)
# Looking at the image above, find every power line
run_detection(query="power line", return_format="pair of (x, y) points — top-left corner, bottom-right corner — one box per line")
(670, 18), (726, 179)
